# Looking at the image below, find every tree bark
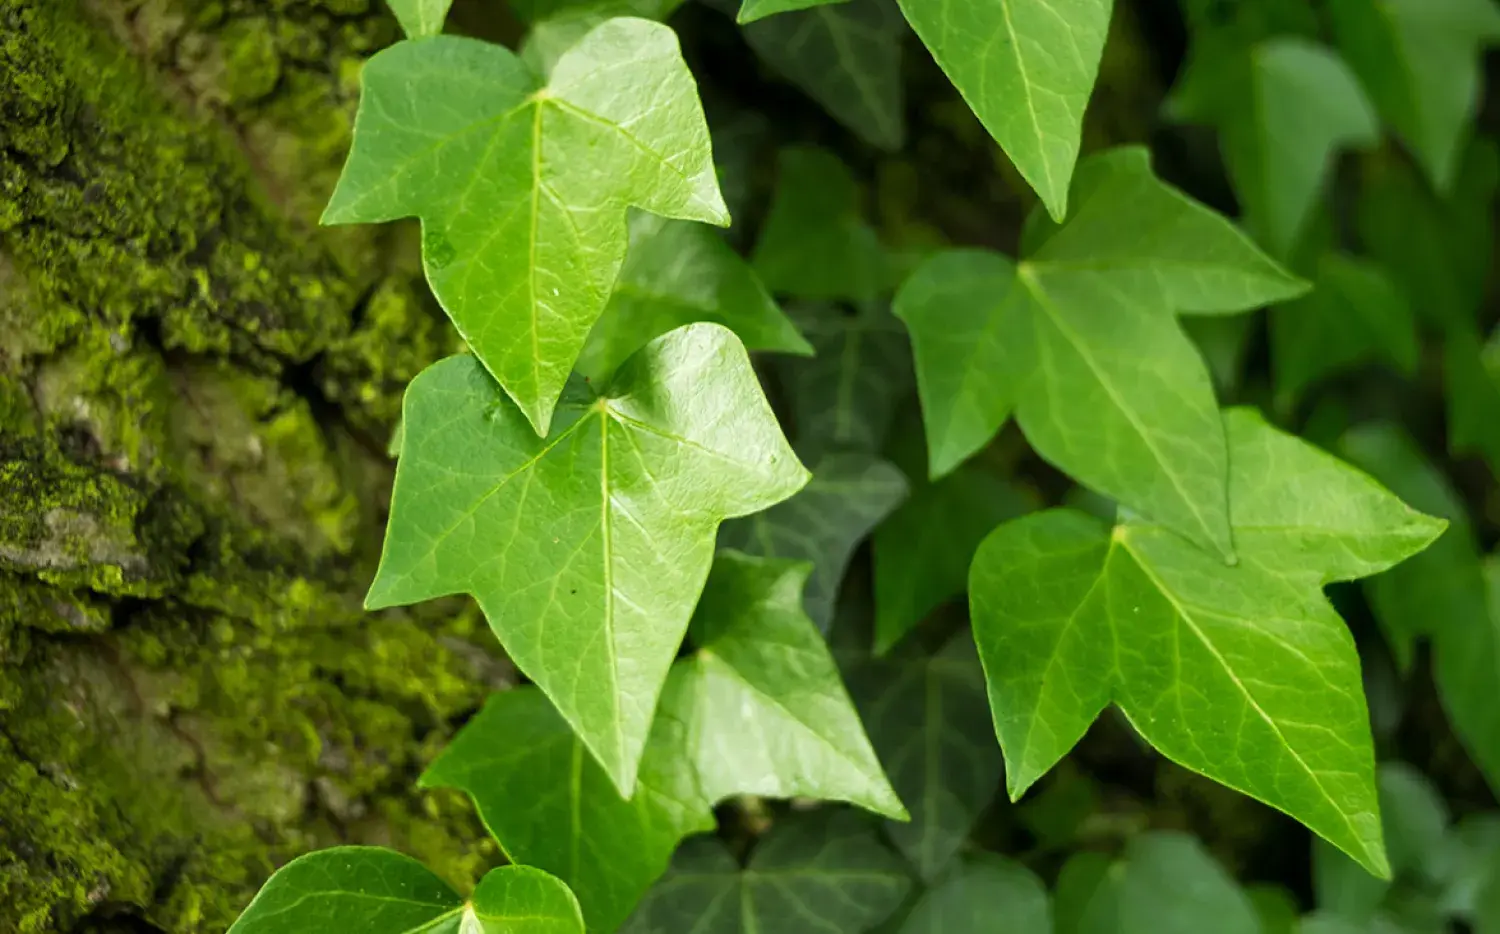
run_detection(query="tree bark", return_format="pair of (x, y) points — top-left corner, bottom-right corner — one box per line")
(0, 2), (511, 930)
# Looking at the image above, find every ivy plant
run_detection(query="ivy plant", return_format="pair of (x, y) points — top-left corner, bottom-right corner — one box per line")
(227, 0), (1500, 931)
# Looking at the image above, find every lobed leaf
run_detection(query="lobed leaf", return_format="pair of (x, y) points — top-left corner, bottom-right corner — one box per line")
(227, 848), (464, 934)
(367, 324), (807, 795)
(324, 20), (728, 434)
(897, 856), (1050, 933)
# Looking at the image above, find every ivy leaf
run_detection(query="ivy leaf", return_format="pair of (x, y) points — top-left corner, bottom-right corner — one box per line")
(873, 462), (1033, 654)
(737, 0), (850, 25)
(780, 306), (913, 460)
(1271, 254), (1418, 403)
(366, 324), (808, 795)
(511, 0), (683, 21)
(621, 813), (913, 933)
(387, 0), (454, 37)
(752, 148), (890, 303)
(323, 20), (729, 435)
(1116, 833), (1259, 934)
(420, 686), (715, 933)
(1445, 327), (1500, 479)
(576, 214), (812, 383)
(228, 850), (586, 934)
(849, 636), (1004, 880)
(1328, 0), (1500, 191)
(970, 408), (1446, 876)
(720, 453), (908, 629)
(899, 148), (1305, 554)
(740, 0), (906, 150)
(228, 848), (463, 933)
(897, 856), (1050, 933)
(896, 0), (1111, 218)
(667, 551), (906, 817)
(1340, 425), (1500, 797)
(1168, 36), (1378, 255)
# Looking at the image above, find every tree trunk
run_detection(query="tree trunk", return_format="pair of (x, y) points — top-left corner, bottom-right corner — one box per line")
(0, 2), (512, 930)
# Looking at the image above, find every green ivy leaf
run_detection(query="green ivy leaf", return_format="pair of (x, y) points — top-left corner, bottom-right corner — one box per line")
(667, 551), (907, 818)
(896, 0), (1111, 219)
(387, 0), (454, 37)
(421, 687), (715, 933)
(367, 324), (807, 794)
(323, 20), (729, 435)
(1445, 327), (1500, 479)
(228, 848), (464, 933)
(1116, 833), (1259, 934)
(1340, 424), (1500, 795)
(1056, 852), (1118, 934)
(752, 148), (890, 303)
(228, 849), (585, 934)
(1328, 0), (1500, 191)
(970, 408), (1446, 876)
(740, 0), (906, 149)
(849, 636), (1004, 880)
(720, 453), (908, 629)
(897, 856), (1050, 933)
(736, 0), (848, 24)
(779, 306), (913, 460)
(576, 214), (812, 383)
(1271, 254), (1418, 403)
(1169, 36), (1378, 255)
(899, 148), (1305, 555)
(511, 0), (683, 21)
(621, 813), (913, 933)
(873, 462), (1033, 654)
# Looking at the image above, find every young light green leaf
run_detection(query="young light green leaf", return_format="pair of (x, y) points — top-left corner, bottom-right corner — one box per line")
(621, 813), (913, 934)
(323, 21), (729, 435)
(1328, 0), (1500, 191)
(466, 867), (587, 934)
(1169, 37), (1378, 255)
(896, 0), (1111, 219)
(752, 148), (890, 303)
(1340, 424), (1500, 795)
(1445, 327), (1500, 479)
(367, 324), (808, 795)
(1117, 833), (1260, 934)
(667, 551), (906, 819)
(1358, 140), (1498, 333)
(779, 306), (914, 460)
(227, 847), (464, 934)
(971, 408), (1447, 876)
(901, 148), (1305, 554)
(898, 856), (1050, 933)
(387, 0), (455, 37)
(873, 462), (1033, 654)
(576, 214), (812, 383)
(849, 637), (1004, 880)
(1271, 254), (1418, 402)
(720, 453), (908, 629)
(420, 687), (715, 934)
(740, 0), (906, 149)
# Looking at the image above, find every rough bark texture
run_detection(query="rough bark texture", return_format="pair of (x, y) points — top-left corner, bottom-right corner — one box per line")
(0, 2), (514, 930)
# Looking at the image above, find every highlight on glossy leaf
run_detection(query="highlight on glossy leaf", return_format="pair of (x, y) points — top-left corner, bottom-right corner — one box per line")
(365, 324), (808, 796)
(323, 18), (730, 435)
(968, 408), (1446, 877)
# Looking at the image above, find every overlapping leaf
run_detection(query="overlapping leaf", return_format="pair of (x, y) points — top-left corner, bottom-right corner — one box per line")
(1169, 36), (1378, 255)
(970, 408), (1445, 875)
(324, 19), (729, 434)
(388, 0), (455, 37)
(1116, 833), (1260, 934)
(898, 148), (1305, 555)
(898, 856), (1050, 933)
(576, 213), (812, 382)
(668, 551), (906, 817)
(740, 0), (906, 149)
(752, 148), (890, 304)
(849, 636), (1004, 880)
(366, 325), (807, 794)
(779, 306), (913, 460)
(421, 687), (715, 933)
(621, 813), (913, 933)
(1328, 0), (1500, 190)
(721, 453), (908, 629)
(228, 848), (584, 934)
(1271, 254), (1418, 402)
(896, 0), (1112, 218)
